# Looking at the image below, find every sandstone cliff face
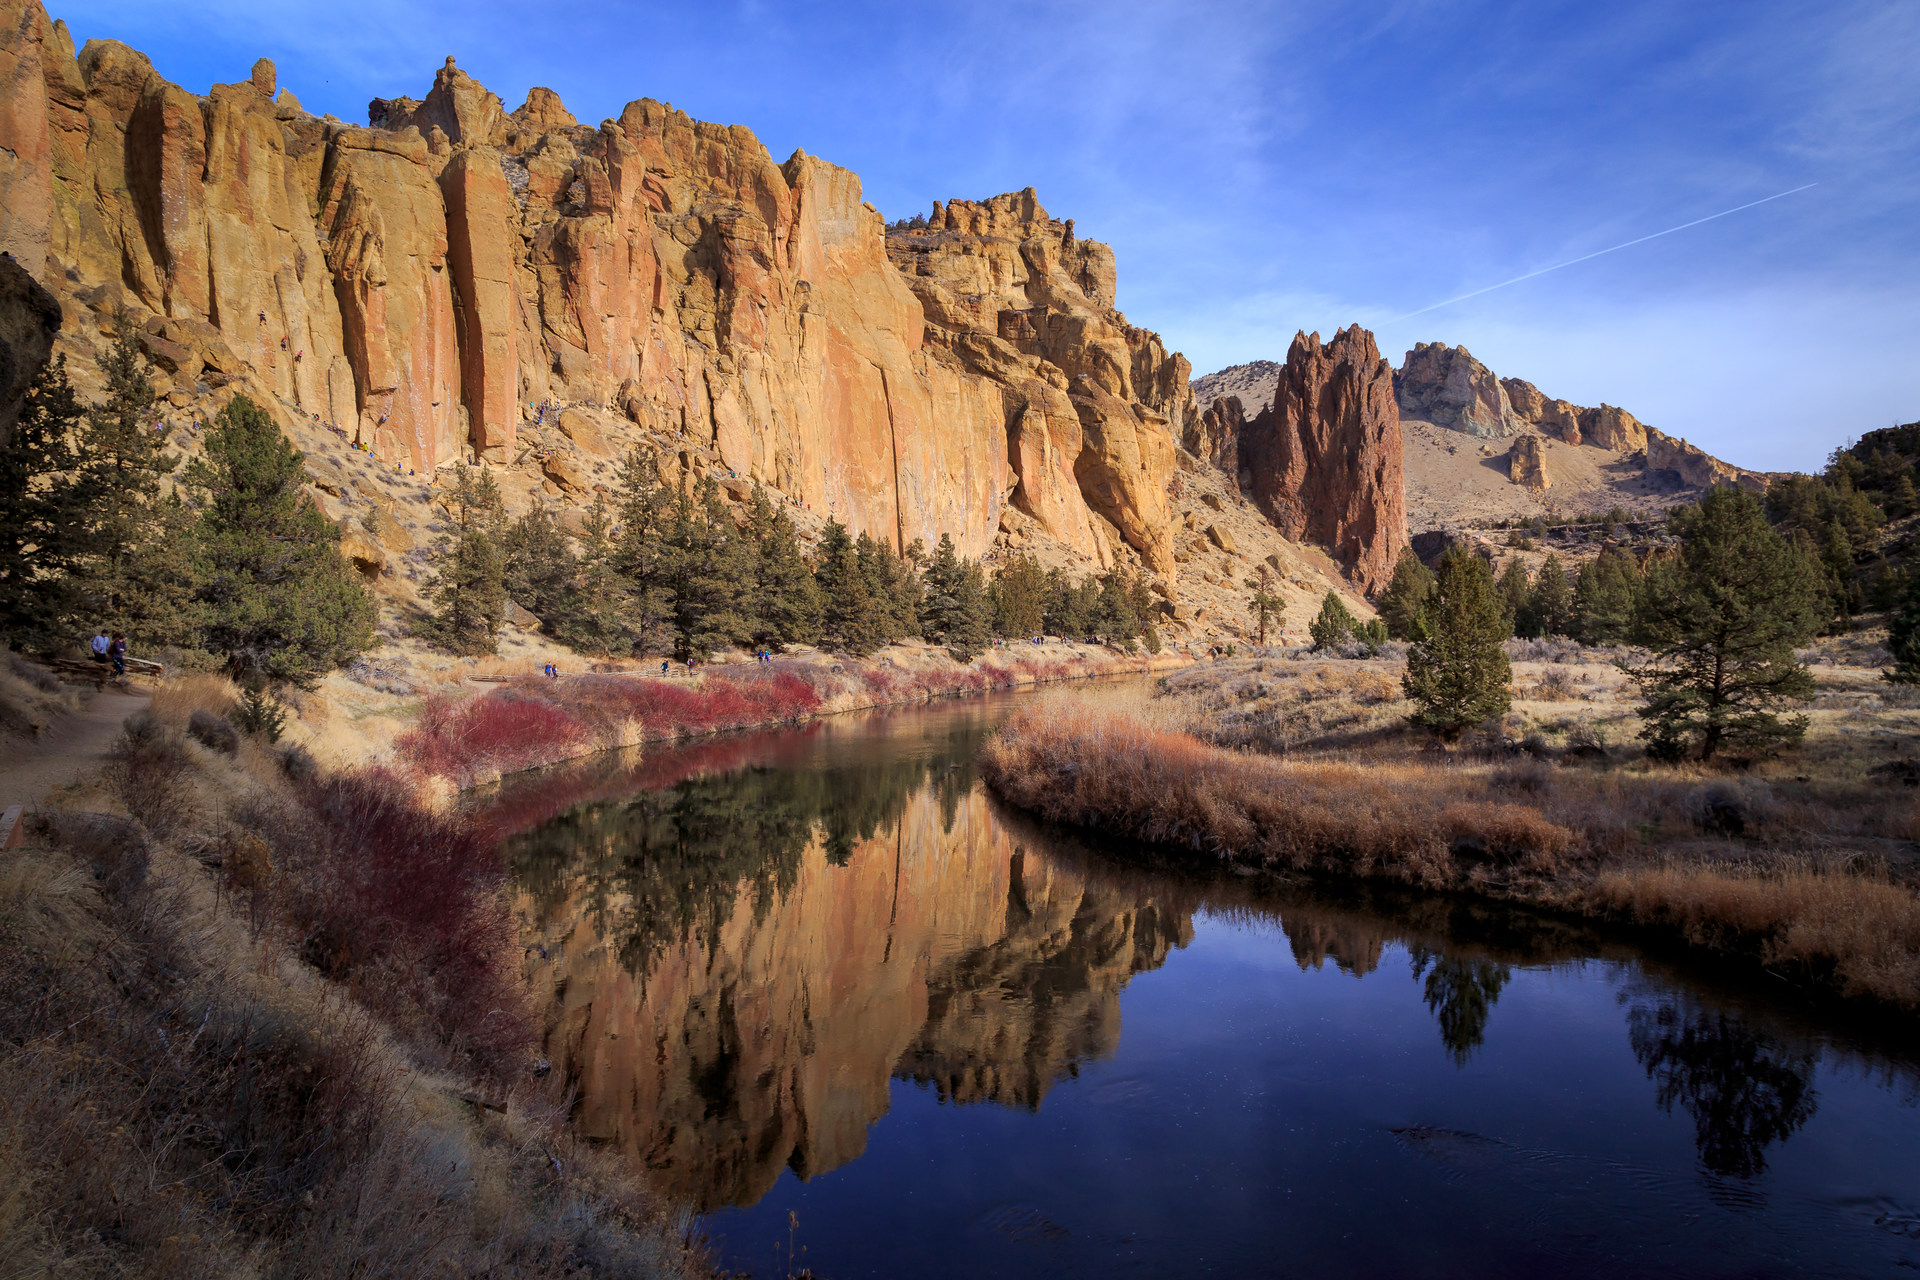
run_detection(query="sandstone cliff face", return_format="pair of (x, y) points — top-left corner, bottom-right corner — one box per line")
(522, 783), (1187, 1210)
(1184, 394), (1244, 479)
(0, 250), (57, 434)
(1498, 376), (1582, 444)
(1239, 327), (1407, 595)
(1395, 342), (1522, 438)
(0, 11), (1191, 569)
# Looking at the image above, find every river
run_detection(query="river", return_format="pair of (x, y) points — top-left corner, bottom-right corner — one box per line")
(500, 692), (1920, 1279)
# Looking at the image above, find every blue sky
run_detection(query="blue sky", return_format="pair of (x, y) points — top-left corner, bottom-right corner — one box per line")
(55, 0), (1920, 471)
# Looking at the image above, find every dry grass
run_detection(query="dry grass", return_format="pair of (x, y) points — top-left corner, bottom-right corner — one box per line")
(983, 701), (1920, 1009)
(0, 654), (81, 740)
(0, 678), (706, 1279)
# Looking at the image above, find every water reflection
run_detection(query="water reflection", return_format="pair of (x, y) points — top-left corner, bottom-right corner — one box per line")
(1628, 998), (1819, 1178)
(501, 708), (1895, 1225)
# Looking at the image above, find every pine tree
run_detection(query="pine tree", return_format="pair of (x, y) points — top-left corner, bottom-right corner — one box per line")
(503, 503), (575, 627)
(746, 485), (822, 650)
(946, 558), (992, 660)
(1889, 472), (1919, 520)
(1887, 577), (1920, 685)
(817, 520), (886, 655)
(1625, 487), (1824, 761)
(419, 465), (507, 657)
(1402, 547), (1512, 737)
(1309, 590), (1357, 650)
(883, 536), (924, 641)
(1571, 548), (1641, 644)
(1043, 568), (1099, 638)
(918, 533), (967, 643)
(186, 396), (376, 683)
(673, 475), (753, 659)
(612, 449), (678, 656)
(989, 554), (1047, 638)
(0, 357), (85, 646)
(556, 499), (629, 655)
(1092, 567), (1145, 646)
(1529, 552), (1573, 638)
(68, 321), (203, 647)
(1379, 548), (1435, 641)
(1498, 560), (1534, 638)
(1249, 565), (1281, 646)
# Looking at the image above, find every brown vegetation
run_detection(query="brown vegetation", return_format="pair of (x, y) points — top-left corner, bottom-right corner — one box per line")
(984, 649), (1920, 1010)
(0, 681), (704, 1278)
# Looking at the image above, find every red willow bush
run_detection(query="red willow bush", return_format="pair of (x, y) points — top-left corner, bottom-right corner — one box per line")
(262, 768), (529, 1077)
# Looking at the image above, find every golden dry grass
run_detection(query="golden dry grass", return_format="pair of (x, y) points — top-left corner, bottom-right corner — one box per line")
(984, 700), (1920, 1009)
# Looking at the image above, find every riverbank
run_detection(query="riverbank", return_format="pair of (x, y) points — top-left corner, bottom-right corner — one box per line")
(285, 637), (1186, 795)
(981, 651), (1920, 1013)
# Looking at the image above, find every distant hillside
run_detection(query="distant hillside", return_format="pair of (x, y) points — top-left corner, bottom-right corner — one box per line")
(1194, 346), (1771, 533)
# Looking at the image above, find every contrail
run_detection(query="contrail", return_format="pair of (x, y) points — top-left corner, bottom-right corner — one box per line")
(1393, 183), (1818, 320)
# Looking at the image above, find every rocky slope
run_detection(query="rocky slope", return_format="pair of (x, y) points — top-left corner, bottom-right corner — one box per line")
(0, 5), (1389, 645)
(1195, 341), (1771, 535)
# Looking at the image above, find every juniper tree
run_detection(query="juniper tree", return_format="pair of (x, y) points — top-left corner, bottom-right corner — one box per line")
(817, 520), (887, 655)
(1571, 548), (1642, 644)
(1497, 560), (1533, 638)
(503, 503), (575, 626)
(1249, 565), (1281, 646)
(1402, 547), (1512, 737)
(919, 537), (990, 660)
(1379, 548), (1435, 641)
(1886, 577), (1920, 686)
(672, 475), (754, 659)
(186, 396), (375, 683)
(1624, 487), (1824, 761)
(989, 553), (1047, 638)
(1309, 590), (1357, 651)
(1043, 568), (1100, 638)
(419, 465), (507, 657)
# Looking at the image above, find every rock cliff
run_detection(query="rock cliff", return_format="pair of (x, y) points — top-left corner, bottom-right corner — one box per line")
(1395, 342), (1522, 438)
(0, 10), (1191, 572)
(1238, 327), (1406, 595)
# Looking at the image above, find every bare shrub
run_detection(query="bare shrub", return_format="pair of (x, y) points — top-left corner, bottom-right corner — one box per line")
(105, 710), (200, 837)
(188, 707), (240, 754)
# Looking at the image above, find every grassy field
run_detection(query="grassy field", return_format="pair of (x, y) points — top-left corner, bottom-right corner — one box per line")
(984, 635), (1920, 1010)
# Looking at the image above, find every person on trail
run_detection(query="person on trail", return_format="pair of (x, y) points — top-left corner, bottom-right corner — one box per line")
(91, 631), (109, 664)
(107, 634), (127, 677)
(661, 660), (669, 677)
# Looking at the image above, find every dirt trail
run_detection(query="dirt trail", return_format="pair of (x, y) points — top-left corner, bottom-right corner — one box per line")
(0, 685), (149, 808)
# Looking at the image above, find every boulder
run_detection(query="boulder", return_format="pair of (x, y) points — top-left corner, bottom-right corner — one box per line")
(1205, 523), (1236, 553)
(1240, 326), (1407, 595)
(1507, 435), (1551, 490)
(338, 529), (387, 577)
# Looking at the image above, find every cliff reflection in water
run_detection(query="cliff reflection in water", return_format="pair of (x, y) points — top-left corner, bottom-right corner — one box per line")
(505, 714), (1839, 1215)
(510, 737), (1192, 1210)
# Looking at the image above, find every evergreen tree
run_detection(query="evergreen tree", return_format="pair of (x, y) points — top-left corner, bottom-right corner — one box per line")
(945, 558), (992, 660)
(503, 503), (575, 626)
(990, 554), (1047, 638)
(883, 536), (924, 641)
(817, 520), (887, 655)
(1887, 577), (1920, 685)
(1089, 567), (1149, 646)
(1625, 487), (1824, 761)
(1497, 560), (1533, 638)
(1044, 568), (1100, 638)
(918, 534), (968, 643)
(1570, 548), (1642, 644)
(1402, 548), (1512, 737)
(186, 396), (376, 683)
(555, 499), (629, 655)
(612, 449), (679, 656)
(746, 485), (822, 650)
(1248, 565), (1281, 646)
(1889, 472), (1919, 520)
(68, 322), (203, 647)
(672, 475), (754, 659)
(0, 357), (85, 646)
(1529, 552), (1573, 638)
(1309, 590), (1357, 650)
(1379, 548), (1436, 641)
(418, 465), (507, 657)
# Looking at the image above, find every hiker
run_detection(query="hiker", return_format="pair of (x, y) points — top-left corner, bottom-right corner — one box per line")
(107, 633), (127, 677)
(91, 630), (110, 664)
(661, 660), (670, 677)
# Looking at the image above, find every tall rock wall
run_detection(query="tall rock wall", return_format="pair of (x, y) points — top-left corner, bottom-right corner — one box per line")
(0, 9), (1195, 569)
(1240, 326), (1407, 595)
(1395, 342), (1521, 437)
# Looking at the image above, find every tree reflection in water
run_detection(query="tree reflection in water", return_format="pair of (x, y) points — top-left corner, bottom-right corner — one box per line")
(1409, 947), (1511, 1065)
(1628, 998), (1818, 1178)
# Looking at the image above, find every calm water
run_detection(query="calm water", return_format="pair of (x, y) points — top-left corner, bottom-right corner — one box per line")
(502, 695), (1920, 1279)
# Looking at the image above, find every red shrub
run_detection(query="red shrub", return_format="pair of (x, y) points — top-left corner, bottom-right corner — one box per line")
(397, 690), (589, 786)
(279, 770), (528, 1076)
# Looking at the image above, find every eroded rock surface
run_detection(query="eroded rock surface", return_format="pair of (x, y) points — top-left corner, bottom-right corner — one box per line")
(1239, 327), (1407, 595)
(1507, 434), (1550, 490)
(1396, 342), (1522, 438)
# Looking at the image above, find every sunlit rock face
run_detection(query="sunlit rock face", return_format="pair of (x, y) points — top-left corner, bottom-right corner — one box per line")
(0, 9), (1191, 564)
(513, 769), (1190, 1210)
